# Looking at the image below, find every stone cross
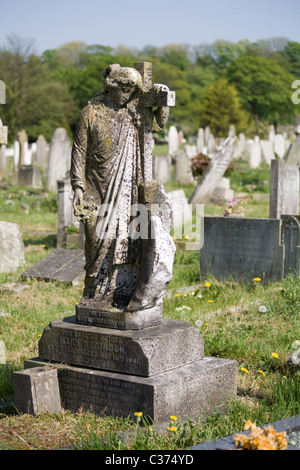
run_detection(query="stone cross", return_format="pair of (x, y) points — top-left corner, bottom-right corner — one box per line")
(133, 62), (175, 182)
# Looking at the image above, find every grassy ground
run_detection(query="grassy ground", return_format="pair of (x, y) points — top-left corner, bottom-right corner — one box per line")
(0, 160), (299, 450)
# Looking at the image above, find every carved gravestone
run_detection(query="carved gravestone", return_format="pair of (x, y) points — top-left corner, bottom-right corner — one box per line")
(200, 217), (284, 283)
(20, 62), (237, 423)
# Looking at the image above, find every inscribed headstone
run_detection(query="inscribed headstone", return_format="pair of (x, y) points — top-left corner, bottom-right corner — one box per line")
(200, 217), (284, 283)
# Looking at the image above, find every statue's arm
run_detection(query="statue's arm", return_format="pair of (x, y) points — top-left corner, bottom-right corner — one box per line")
(71, 108), (90, 213)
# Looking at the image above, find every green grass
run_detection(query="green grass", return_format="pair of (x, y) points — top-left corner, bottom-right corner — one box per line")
(0, 161), (299, 450)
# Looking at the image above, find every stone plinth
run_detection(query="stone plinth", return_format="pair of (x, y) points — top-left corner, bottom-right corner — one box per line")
(38, 317), (204, 377)
(22, 313), (237, 421)
(25, 356), (237, 423)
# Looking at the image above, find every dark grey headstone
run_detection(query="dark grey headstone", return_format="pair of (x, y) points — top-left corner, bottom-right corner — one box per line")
(200, 217), (284, 283)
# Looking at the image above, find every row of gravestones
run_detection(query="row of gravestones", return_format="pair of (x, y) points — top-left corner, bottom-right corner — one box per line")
(0, 128), (71, 192)
(154, 122), (299, 188)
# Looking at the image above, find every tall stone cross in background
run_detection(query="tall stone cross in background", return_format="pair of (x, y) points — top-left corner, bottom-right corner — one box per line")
(133, 62), (175, 182)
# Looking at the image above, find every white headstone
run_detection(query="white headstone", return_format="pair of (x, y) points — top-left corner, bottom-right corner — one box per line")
(274, 134), (286, 159)
(13, 140), (20, 171)
(153, 154), (172, 183)
(46, 128), (71, 192)
(260, 140), (275, 165)
(175, 148), (195, 183)
(0, 221), (25, 273)
(34, 135), (48, 171)
(168, 126), (179, 156)
(196, 128), (204, 153)
(269, 125), (276, 147)
(249, 136), (262, 168)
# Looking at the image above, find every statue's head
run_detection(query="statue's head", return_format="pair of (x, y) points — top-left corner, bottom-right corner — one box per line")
(102, 64), (142, 107)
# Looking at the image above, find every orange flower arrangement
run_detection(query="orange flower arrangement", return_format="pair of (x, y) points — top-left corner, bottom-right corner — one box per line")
(234, 420), (287, 450)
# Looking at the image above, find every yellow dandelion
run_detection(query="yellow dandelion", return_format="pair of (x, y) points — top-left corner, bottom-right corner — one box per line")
(205, 322), (208, 326)
(271, 352), (279, 358)
(257, 370), (265, 376)
(37, 334), (42, 338)
(170, 415), (178, 421)
(175, 293), (181, 297)
(184, 235), (189, 240)
(167, 426), (177, 432)
(134, 412), (143, 417)
(41, 244), (46, 248)
(205, 282), (211, 287)
(208, 299), (213, 303)
(240, 367), (249, 374)
(253, 277), (261, 282)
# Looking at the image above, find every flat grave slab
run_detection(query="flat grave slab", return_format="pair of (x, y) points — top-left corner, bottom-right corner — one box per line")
(21, 249), (85, 285)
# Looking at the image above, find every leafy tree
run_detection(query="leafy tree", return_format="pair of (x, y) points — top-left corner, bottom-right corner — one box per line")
(285, 41), (300, 77)
(0, 36), (76, 142)
(197, 77), (251, 136)
(226, 55), (296, 126)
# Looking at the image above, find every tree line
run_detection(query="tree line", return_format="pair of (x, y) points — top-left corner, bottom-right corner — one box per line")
(0, 34), (299, 144)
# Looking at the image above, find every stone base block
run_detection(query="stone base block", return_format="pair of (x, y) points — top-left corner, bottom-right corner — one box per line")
(38, 317), (204, 377)
(76, 301), (162, 330)
(13, 367), (62, 415)
(24, 356), (237, 423)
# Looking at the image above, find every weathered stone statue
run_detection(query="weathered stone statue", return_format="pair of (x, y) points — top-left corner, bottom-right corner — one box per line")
(71, 62), (176, 328)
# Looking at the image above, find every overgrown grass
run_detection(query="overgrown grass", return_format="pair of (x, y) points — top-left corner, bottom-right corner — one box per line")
(0, 163), (299, 450)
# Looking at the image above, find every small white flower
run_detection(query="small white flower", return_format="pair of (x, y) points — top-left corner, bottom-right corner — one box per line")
(195, 319), (202, 327)
(258, 305), (267, 313)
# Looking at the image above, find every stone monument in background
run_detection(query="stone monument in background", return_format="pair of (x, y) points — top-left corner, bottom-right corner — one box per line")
(16, 62), (236, 423)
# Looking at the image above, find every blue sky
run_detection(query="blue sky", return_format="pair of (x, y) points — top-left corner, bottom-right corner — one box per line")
(1, 0), (299, 54)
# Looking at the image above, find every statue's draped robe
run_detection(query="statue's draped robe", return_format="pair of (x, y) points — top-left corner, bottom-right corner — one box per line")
(71, 92), (144, 305)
